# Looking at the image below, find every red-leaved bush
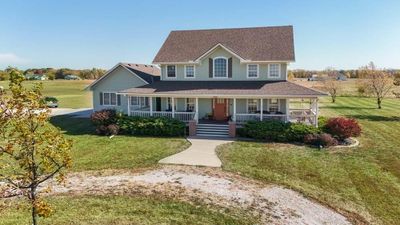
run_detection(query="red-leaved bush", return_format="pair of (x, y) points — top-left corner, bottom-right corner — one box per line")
(90, 109), (117, 126)
(324, 117), (361, 140)
(91, 109), (119, 135)
(304, 133), (338, 147)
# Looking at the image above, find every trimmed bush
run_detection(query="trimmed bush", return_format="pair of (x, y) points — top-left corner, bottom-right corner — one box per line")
(324, 117), (361, 140)
(91, 109), (117, 126)
(117, 115), (186, 137)
(242, 120), (290, 142)
(304, 133), (338, 147)
(284, 123), (320, 142)
(96, 124), (120, 136)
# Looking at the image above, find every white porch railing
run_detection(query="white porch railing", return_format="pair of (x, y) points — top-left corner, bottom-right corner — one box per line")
(289, 109), (317, 125)
(236, 113), (287, 124)
(263, 114), (287, 121)
(130, 111), (195, 122)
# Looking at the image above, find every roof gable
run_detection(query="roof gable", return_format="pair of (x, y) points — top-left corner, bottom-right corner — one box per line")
(86, 63), (160, 90)
(153, 26), (295, 63)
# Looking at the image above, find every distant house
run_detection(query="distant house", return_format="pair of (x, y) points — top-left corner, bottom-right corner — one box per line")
(335, 73), (347, 81)
(64, 75), (81, 80)
(25, 74), (48, 80)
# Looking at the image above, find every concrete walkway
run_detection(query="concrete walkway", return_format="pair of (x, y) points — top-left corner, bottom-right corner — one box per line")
(158, 137), (233, 167)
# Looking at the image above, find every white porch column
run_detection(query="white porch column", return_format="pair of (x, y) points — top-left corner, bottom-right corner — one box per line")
(195, 97), (199, 122)
(260, 98), (263, 121)
(149, 96), (153, 116)
(128, 96), (131, 116)
(286, 98), (290, 122)
(315, 98), (319, 127)
(172, 97), (175, 118)
(233, 98), (236, 122)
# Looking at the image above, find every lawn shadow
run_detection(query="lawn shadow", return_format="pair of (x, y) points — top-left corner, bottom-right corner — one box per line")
(50, 115), (95, 135)
(345, 115), (400, 122)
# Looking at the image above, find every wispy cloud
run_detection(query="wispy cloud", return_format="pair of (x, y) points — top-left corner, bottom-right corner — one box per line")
(0, 53), (29, 65)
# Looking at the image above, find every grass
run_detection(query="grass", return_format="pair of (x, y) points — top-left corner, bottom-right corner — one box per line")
(218, 96), (400, 224)
(0, 80), (93, 108)
(50, 116), (189, 171)
(0, 195), (258, 225)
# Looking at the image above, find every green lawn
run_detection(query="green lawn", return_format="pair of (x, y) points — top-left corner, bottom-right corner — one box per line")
(0, 195), (258, 225)
(50, 116), (189, 171)
(0, 80), (93, 108)
(218, 96), (400, 225)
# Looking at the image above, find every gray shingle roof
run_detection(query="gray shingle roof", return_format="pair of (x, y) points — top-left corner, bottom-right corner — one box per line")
(153, 26), (295, 63)
(119, 81), (326, 97)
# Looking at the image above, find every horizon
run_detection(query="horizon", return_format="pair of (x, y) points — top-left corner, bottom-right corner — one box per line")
(1, 0), (399, 70)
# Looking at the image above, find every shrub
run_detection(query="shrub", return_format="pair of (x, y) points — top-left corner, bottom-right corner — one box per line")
(324, 117), (361, 140)
(117, 115), (185, 137)
(284, 123), (320, 142)
(90, 109), (117, 126)
(96, 124), (120, 136)
(242, 120), (290, 142)
(304, 133), (338, 147)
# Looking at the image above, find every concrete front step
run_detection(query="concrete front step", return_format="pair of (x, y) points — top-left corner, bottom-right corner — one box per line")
(196, 123), (230, 137)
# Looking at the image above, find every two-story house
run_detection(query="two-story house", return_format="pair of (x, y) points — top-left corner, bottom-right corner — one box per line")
(87, 26), (326, 137)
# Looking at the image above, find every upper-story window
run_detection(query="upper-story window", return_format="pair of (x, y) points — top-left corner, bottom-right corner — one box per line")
(213, 57), (227, 78)
(185, 65), (195, 78)
(247, 64), (259, 78)
(268, 64), (281, 78)
(166, 65), (176, 78)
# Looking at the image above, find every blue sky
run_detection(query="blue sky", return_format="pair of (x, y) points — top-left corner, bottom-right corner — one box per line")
(0, 0), (399, 70)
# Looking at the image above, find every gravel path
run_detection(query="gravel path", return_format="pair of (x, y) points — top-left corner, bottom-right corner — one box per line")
(35, 166), (350, 225)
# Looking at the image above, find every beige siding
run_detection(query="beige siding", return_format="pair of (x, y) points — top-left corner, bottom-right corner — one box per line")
(160, 46), (287, 81)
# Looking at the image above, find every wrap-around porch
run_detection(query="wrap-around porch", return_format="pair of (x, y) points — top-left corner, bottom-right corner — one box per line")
(126, 95), (319, 127)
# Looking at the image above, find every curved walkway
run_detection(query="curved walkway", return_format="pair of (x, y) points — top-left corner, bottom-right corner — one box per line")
(158, 137), (233, 167)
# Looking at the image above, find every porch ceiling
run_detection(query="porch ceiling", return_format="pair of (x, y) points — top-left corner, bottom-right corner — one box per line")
(118, 81), (327, 97)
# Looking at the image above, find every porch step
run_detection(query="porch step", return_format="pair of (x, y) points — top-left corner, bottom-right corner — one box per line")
(196, 123), (229, 137)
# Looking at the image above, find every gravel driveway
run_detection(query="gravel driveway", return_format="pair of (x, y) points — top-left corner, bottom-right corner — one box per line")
(33, 166), (351, 225)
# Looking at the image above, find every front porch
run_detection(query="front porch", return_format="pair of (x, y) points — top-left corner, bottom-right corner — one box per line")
(126, 96), (319, 127)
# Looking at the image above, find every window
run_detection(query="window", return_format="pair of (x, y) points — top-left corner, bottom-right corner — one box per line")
(247, 99), (258, 113)
(186, 98), (195, 111)
(247, 64), (259, 78)
(166, 65), (176, 78)
(213, 57), (227, 78)
(103, 92), (117, 106)
(268, 64), (281, 78)
(185, 65), (195, 78)
(269, 99), (279, 113)
(130, 96), (149, 109)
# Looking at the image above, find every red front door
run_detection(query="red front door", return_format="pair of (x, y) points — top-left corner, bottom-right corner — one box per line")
(213, 98), (227, 121)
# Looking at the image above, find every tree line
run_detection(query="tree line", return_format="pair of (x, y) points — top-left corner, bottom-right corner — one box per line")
(0, 66), (107, 81)
(289, 68), (400, 79)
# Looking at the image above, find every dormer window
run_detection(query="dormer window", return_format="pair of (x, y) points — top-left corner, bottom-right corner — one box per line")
(247, 64), (259, 78)
(166, 65), (176, 78)
(213, 57), (227, 78)
(268, 64), (281, 78)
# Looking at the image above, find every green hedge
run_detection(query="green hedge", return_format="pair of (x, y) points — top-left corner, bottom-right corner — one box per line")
(240, 120), (319, 142)
(117, 115), (186, 137)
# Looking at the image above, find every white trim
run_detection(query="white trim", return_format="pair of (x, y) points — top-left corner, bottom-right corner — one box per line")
(86, 63), (149, 90)
(165, 65), (177, 79)
(260, 98), (263, 121)
(246, 64), (259, 78)
(213, 57), (228, 78)
(184, 65), (196, 78)
(268, 63), (281, 79)
(194, 43), (245, 62)
(120, 93), (325, 98)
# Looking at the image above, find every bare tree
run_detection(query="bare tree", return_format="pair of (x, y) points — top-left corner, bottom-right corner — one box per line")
(324, 78), (341, 103)
(361, 63), (394, 109)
